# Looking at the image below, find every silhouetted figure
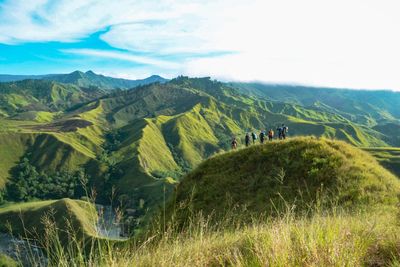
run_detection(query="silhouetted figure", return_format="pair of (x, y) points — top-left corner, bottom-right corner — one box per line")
(268, 129), (274, 141)
(251, 132), (258, 144)
(231, 137), (238, 149)
(277, 125), (283, 140)
(259, 130), (265, 144)
(281, 124), (288, 139)
(245, 133), (251, 147)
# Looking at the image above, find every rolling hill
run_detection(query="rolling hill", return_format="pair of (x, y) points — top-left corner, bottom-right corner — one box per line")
(233, 82), (400, 126)
(0, 199), (98, 239)
(1, 74), (400, 266)
(0, 76), (399, 220)
(169, 137), (400, 221)
(0, 79), (105, 118)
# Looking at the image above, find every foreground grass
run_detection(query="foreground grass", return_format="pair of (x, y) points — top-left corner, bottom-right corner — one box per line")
(127, 208), (400, 267)
(0, 199), (98, 239)
(14, 206), (398, 267)
(0, 253), (18, 267)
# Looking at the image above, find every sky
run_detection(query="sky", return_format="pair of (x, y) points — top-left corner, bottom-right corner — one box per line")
(0, 0), (399, 90)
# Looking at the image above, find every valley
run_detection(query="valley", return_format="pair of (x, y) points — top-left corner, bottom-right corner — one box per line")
(0, 71), (399, 266)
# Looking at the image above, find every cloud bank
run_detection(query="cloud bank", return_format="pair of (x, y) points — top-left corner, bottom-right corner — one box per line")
(0, 0), (399, 89)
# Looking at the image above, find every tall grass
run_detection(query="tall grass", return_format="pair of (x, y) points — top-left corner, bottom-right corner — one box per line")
(9, 200), (399, 267)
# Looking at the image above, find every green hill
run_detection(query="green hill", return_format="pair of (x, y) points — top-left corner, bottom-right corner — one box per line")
(0, 76), (399, 221)
(0, 129), (100, 188)
(0, 79), (105, 118)
(0, 199), (97, 239)
(363, 147), (400, 177)
(170, 138), (400, 221)
(232, 83), (400, 126)
(0, 253), (18, 267)
(0, 76), (400, 266)
(44, 71), (167, 90)
(0, 71), (168, 90)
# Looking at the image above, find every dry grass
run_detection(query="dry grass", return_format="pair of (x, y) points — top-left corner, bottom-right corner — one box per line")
(15, 205), (399, 267)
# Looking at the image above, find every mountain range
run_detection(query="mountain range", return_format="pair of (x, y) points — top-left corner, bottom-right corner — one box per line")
(0, 71), (399, 214)
(0, 70), (167, 90)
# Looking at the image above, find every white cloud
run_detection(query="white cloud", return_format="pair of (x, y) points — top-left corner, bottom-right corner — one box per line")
(0, 0), (199, 43)
(62, 48), (180, 69)
(1, 0), (400, 89)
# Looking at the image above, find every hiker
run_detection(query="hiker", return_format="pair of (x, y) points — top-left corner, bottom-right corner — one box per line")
(281, 124), (288, 139)
(277, 125), (283, 140)
(231, 137), (238, 149)
(251, 132), (258, 144)
(268, 129), (274, 141)
(259, 130), (265, 144)
(245, 133), (251, 147)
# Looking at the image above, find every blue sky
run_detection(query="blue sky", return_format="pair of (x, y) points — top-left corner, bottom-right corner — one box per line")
(0, 0), (399, 90)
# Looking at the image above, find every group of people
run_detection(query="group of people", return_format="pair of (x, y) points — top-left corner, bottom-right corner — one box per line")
(231, 124), (289, 149)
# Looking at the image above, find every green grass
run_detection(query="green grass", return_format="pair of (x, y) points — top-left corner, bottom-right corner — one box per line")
(0, 132), (35, 187)
(0, 132), (96, 188)
(129, 208), (400, 266)
(0, 253), (18, 267)
(0, 199), (98, 239)
(364, 147), (400, 177)
(171, 137), (400, 221)
(0, 77), (398, 223)
(0, 123), (103, 189)
(11, 111), (58, 123)
(11, 201), (400, 266)
(1, 137), (399, 266)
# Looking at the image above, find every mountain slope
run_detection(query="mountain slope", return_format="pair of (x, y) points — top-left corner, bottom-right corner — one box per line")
(0, 79), (105, 118)
(0, 76), (399, 218)
(0, 71), (168, 90)
(233, 83), (400, 126)
(170, 137), (400, 221)
(0, 131), (98, 188)
(0, 199), (98, 239)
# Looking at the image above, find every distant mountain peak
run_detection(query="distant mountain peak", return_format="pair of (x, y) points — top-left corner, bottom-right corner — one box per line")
(85, 70), (95, 75)
(0, 70), (168, 90)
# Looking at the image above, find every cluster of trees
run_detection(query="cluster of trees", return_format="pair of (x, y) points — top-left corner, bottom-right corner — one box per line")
(167, 143), (191, 173)
(5, 157), (88, 202)
(95, 129), (125, 203)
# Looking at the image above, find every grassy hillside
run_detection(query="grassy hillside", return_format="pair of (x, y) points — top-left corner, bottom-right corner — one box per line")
(0, 76), (399, 266)
(0, 199), (97, 239)
(233, 83), (400, 125)
(0, 70), (168, 90)
(0, 131), (98, 188)
(0, 253), (18, 267)
(0, 79), (105, 117)
(364, 147), (400, 177)
(171, 137), (400, 221)
(43, 71), (167, 90)
(0, 76), (399, 222)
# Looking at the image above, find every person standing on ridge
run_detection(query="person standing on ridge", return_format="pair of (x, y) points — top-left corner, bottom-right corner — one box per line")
(268, 129), (274, 141)
(251, 132), (258, 144)
(281, 124), (288, 139)
(277, 125), (283, 140)
(231, 137), (238, 150)
(259, 130), (265, 144)
(245, 133), (251, 147)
